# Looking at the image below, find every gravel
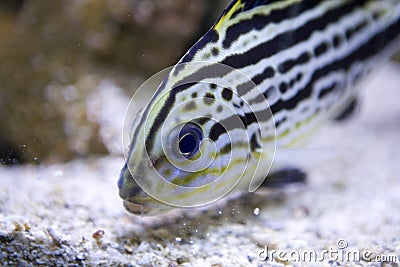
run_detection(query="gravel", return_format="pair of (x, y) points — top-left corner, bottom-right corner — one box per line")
(1, 62), (400, 266)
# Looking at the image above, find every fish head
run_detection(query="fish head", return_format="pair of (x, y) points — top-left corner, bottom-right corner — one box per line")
(118, 63), (275, 215)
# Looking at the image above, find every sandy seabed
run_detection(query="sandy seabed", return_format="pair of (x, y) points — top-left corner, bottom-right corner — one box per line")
(1, 63), (400, 266)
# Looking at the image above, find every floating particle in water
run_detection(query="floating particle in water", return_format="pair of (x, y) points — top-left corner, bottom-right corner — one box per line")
(253, 207), (260, 216)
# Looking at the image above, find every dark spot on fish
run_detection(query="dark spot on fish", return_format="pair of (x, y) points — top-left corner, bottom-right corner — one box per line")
(221, 88), (233, 101)
(345, 20), (368, 41)
(314, 42), (329, 57)
(217, 105), (223, 113)
(289, 78), (296, 88)
(212, 47), (220, 56)
(184, 101), (197, 111)
(372, 11), (381, 21)
(204, 92), (215, 105)
(279, 82), (288, 94)
(333, 35), (342, 48)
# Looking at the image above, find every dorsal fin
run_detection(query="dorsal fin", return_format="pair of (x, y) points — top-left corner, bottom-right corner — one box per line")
(213, 0), (245, 31)
(213, 0), (280, 31)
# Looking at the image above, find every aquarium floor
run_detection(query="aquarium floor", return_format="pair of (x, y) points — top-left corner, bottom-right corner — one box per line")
(1, 63), (400, 266)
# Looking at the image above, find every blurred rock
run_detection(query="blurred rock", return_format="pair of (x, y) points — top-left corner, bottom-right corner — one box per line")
(0, 0), (228, 163)
(393, 50), (400, 62)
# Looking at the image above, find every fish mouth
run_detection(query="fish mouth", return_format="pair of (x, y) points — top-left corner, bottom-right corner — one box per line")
(119, 162), (173, 215)
(122, 197), (173, 216)
(122, 200), (156, 215)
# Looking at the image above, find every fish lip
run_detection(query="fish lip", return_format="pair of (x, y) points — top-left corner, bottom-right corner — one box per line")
(123, 200), (154, 215)
(122, 199), (172, 216)
(119, 161), (173, 215)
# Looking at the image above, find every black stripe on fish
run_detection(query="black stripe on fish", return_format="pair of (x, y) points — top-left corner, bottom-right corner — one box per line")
(221, 0), (369, 69)
(223, 0), (326, 48)
(270, 16), (400, 115)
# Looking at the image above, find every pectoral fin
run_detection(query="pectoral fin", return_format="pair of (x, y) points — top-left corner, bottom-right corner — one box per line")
(260, 167), (307, 189)
(334, 98), (360, 122)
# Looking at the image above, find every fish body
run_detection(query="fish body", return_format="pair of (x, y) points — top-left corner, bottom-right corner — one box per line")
(119, 0), (400, 215)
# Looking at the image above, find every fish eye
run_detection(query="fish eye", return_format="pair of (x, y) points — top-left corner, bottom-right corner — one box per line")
(178, 122), (203, 158)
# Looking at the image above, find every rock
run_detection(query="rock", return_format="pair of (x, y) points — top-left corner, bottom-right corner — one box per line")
(0, 0), (223, 163)
(393, 50), (400, 62)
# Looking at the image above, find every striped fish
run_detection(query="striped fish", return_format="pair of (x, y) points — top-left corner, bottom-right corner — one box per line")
(118, 0), (400, 215)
